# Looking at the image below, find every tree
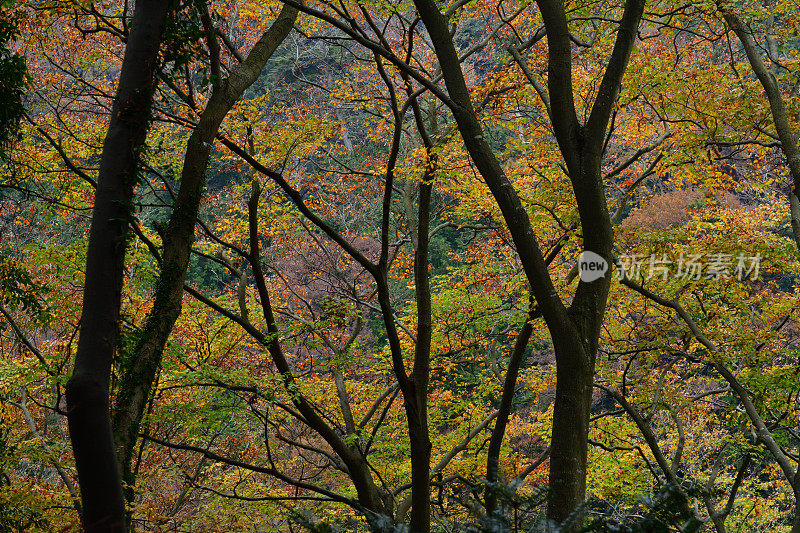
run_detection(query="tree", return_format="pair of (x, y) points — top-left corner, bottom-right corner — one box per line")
(111, 1), (300, 505)
(65, 1), (169, 530)
(718, 2), (800, 252)
(2, 0), (800, 531)
(401, 0), (644, 524)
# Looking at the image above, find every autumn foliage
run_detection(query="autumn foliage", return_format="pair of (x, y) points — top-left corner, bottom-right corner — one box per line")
(2, 0), (800, 531)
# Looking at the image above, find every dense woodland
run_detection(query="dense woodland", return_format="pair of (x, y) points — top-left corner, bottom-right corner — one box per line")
(1, 0), (800, 531)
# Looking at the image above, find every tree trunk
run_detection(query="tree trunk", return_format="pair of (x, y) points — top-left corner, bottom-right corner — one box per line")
(722, 11), (800, 251)
(546, 335), (596, 525)
(408, 178), (433, 532)
(720, 13), (800, 530)
(485, 316), (533, 515)
(111, 4), (299, 493)
(535, 0), (642, 523)
(793, 488), (800, 533)
(247, 180), (390, 516)
(66, 2), (169, 531)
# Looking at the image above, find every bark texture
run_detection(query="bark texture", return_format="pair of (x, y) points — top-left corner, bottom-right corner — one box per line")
(66, 2), (169, 531)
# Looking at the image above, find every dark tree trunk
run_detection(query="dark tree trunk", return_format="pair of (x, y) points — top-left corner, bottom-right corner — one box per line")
(408, 177), (433, 532)
(536, 0), (643, 518)
(546, 335), (596, 524)
(410, 0), (642, 526)
(485, 317), (533, 515)
(111, 4), (299, 493)
(65, 2), (169, 531)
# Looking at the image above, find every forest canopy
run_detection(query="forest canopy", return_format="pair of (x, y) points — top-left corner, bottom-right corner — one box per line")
(1, 0), (800, 531)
